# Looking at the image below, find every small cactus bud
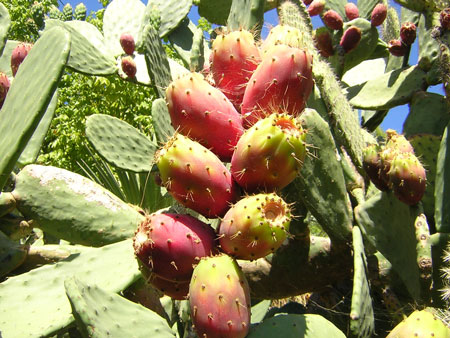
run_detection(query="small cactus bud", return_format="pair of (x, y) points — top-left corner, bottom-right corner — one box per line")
(121, 56), (137, 78)
(323, 10), (344, 30)
(307, 0), (325, 17)
(11, 42), (33, 77)
(340, 26), (361, 53)
(0, 72), (10, 109)
(388, 39), (407, 57)
(440, 8), (450, 30)
(400, 22), (416, 46)
(119, 33), (135, 55)
(371, 4), (387, 27)
(345, 3), (359, 21)
(314, 27), (334, 57)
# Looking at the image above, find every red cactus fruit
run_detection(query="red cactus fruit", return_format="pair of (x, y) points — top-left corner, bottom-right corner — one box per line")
(303, 0), (313, 5)
(133, 212), (217, 282)
(11, 42), (33, 77)
(155, 133), (237, 218)
(211, 29), (261, 110)
(400, 22), (417, 46)
(388, 152), (426, 205)
(121, 56), (137, 78)
(371, 4), (387, 27)
(388, 39), (407, 57)
(166, 72), (244, 161)
(0, 72), (10, 109)
(261, 25), (305, 54)
(345, 3), (359, 21)
(119, 32), (135, 55)
(231, 114), (307, 191)
(440, 8), (450, 30)
(149, 274), (190, 300)
(307, 0), (325, 17)
(218, 193), (291, 260)
(241, 45), (313, 127)
(340, 26), (362, 53)
(323, 10), (344, 30)
(314, 27), (334, 57)
(189, 254), (251, 338)
(362, 144), (389, 191)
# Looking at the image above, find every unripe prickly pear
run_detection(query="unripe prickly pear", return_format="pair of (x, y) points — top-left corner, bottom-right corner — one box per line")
(155, 133), (237, 218)
(11, 43), (33, 77)
(314, 27), (334, 57)
(189, 254), (251, 338)
(231, 114), (307, 191)
(121, 56), (137, 78)
(345, 3), (359, 20)
(388, 39), (407, 57)
(323, 10), (344, 30)
(133, 212), (217, 282)
(241, 45), (313, 127)
(371, 4), (387, 27)
(261, 25), (305, 54)
(340, 26), (362, 53)
(211, 29), (260, 110)
(0, 72), (10, 109)
(400, 22), (417, 46)
(166, 72), (244, 161)
(120, 33), (135, 55)
(307, 0), (325, 17)
(386, 309), (450, 337)
(218, 193), (291, 260)
(363, 144), (389, 191)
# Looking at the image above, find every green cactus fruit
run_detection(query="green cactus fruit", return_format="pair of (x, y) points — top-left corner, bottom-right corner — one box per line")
(189, 254), (251, 338)
(30, 1), (45, 28)
(148, 274), (190, 300)
(74, 3), (87, 21)
(345, 3), (359, 21)
(211, 29), (261, 110)
(11, 42), (32, 77)
(340, 26), (362, 53)
(260, 25), (305, 55)
(241, 45), (313, 127)
(322, 10), (344, 30)
(307, 0), (325, 17)
(388, 152), (426, 206)
(363, 143), (390, 191)
(370, 3), (387, 27)
(62, 3), (73, 21)
(119, 33), (135, 55)
(155, 133), (237, 218)
(314, 27), (334, 57)
(133, 212), (217, 282)
(121, 56), (137, 78)
(0, 72), (10, 109)
(218, 192), (291, 260)
(386, 309), (450, 337)
(231, 113), (307, 192)
(166, 72), (244, 161)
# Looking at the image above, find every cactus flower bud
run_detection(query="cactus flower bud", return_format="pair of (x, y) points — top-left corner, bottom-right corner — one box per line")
(307, 0), (325, 17)
(340, 26), (362, 53)
(400, 22), (416, 46)
(440, 8), (450, 30)
(388, 39), (407, 57)
(121, 56), (137, 78)
(345, 3), (359, 21)
(371, 4), (387, 27)
(120, 33), (135, 55)
(323, 9), (344, 30)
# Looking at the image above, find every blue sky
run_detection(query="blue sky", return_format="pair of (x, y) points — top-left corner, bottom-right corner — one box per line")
(64, 0), (445, 133)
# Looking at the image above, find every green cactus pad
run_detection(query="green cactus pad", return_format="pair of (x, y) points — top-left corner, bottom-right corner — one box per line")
(350, 226), (375, 338)
(65, 277), (176, 338)
(322, 0), (346, 20)
(0, 40), (19, 77)
(12, 165), (145, 246)
(45, 19), (117, 75)
(386, 309), (450, 338)
(152, 98), (175, 144)
(251, 299), (271, 324)
(0, 239), (140, 338)
(145, 0), (192, 38)
(17, 90), (59, 166)
(103, 0), (146, 57)
(0, 3), (10, 56)
(357, 0), (380, 20)
(0, 230), (27, 278)
(197, 0), (232, 25)
(414, 213), (432, 302)
(342, 58), (387, 87)
(0, 28), (70, 191)
(346, 66), (427, 110)
(227, 0), (265, 37)
(418, 12), (439, 72)
(435, 123), (450, 233)
(168, 18), (195, 67)
(355, 191), (421, 300)
(295, 109), (353, 243)
(86, 114), (157, 173)
(189, 25), (205, 72)
(247, 314), (346, 337)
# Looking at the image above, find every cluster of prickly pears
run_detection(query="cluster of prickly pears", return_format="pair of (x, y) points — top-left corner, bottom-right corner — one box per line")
(118, 33), (137, 79)
(388, 21), (417, 57)
(363, 129), (426, 205)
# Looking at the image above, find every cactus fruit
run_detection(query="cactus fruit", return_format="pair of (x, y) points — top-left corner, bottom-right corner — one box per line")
(218, 193), (291, 260)
(189, 254), (251, 338)
(388, 39), (407, 57)
(231, 114), (307, 191)
(340, 26), (362, 53)
(119, 33), (136, 55)
(400, 22), (417, 46)
(165, 72), (244, 161)
(48, 5), (63, 20)
(344, 3), (359, 21)
(261, 25), (305, 54)
(62, 3), (73, 21)
(121, 56), (137, 78)
(74, 3), (87, 21)
(31, 1), (45, 28)
(322, 10), (344, 30)
(307, 0), (325, 17)
(155, 133), (237, 218)
(314, 27), (334, 57)
(440, 8), (450, 30)
(148, 274), (190, 300)
(0, 72), (10, 109)
(370, 4), (387, 27)
(133, 212), (216, 282)
(363, 144), (390, 191)
(211, 29), (261, 110)
(386, 309), (450, 337)
(11, 43), (33, 77)
(241, 45), (313, 127)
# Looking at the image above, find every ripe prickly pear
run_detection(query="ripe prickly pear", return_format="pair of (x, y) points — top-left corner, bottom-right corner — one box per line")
(218, 193), (291, 260)
(119, 33), (135, 55)
(133, 212), (216, 282)
(241, 45), (313, 127)
(0, 72), (10, 109)
(189, 254), (251, 338)
(155, 133), (237, 218)
(166, 72), (244, 161)
(388, 39), (407, 57)
(340, 26), (362, 53)
(323, 10), (344, 30)
(371, 4), (387, 27)
(345, 3), (359, 20)
(211, 29), (260, 110)
(231, 113), (307, 191)
(362, 144), (389, 191)
(11, 43), (33, 77)
(441, 8), (450, 30)
(121, 56), (137, 78)
(400, 22), (417, 46)
(307, 0), (325, 17)
(314, 27), (334, 57)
